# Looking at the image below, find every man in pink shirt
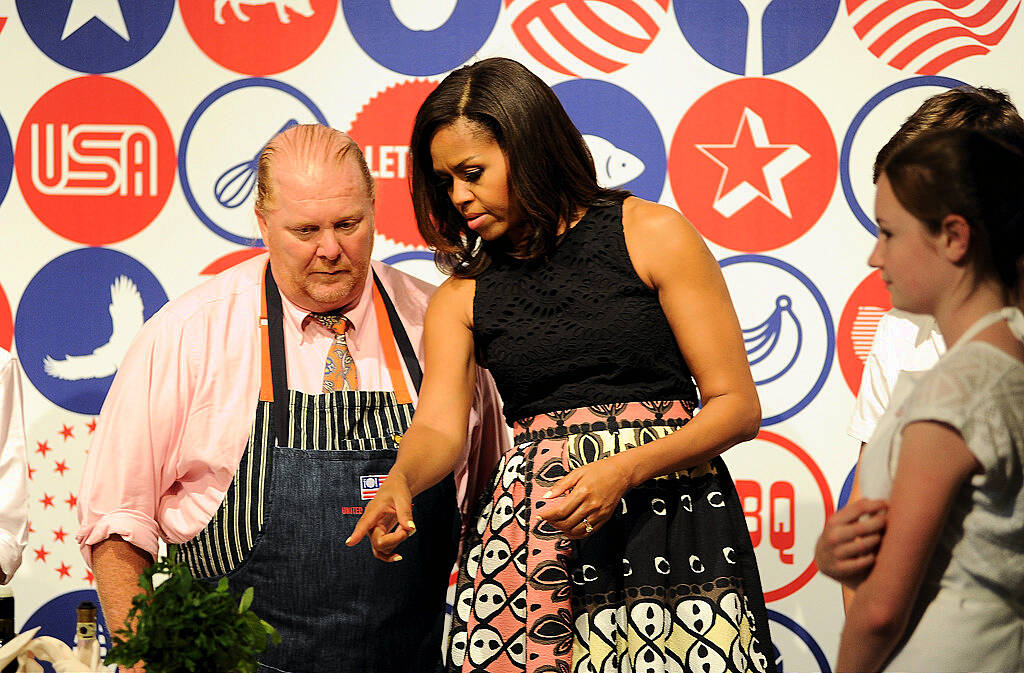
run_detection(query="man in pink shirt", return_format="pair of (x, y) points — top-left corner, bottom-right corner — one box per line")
(77, 124), (508, 672)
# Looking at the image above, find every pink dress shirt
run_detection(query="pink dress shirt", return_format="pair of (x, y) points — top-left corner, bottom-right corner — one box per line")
(76, 254), (507, 565)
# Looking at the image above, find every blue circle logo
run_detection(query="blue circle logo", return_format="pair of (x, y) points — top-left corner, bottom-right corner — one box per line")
(17, 0), (174, 74)
(837, 462), (857, 509)
(179, 78), (328, 246)
(342, 0), (501, 76)
(840, 76), (966, 237)
(768, 609), (832, 673)
(22, 590), (113, 672)
(719, 255), (835, 425)
(0, 108), (11, 208)
(674, 0), (838, 75)
(552, 79), (666, 201)
(15, 248), (167, 415)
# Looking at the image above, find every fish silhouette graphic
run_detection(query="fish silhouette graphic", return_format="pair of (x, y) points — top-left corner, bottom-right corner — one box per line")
(43, 275), (144, 381)
(583, 134), (645, 188)
(744, 294), (802, 385)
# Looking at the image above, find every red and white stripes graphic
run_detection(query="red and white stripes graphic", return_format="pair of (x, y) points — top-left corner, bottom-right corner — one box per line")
(851, 305), (888, 362)
(509, 0), (669, 77)
(847, 0), (1020, 74)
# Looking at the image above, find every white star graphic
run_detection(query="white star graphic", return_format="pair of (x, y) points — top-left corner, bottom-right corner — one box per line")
(61, 0), (129, 41)
(696, 108), (810, 218)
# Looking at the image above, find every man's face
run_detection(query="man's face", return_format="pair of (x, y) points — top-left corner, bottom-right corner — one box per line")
(257, 156), (374, 313)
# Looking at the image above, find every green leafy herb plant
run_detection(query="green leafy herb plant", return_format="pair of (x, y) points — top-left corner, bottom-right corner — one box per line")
(105, 547), (280, 673)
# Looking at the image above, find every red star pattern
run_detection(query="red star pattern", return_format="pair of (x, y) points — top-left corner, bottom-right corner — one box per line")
(53, 527), (68, 543)
(27, 464), (36, 480)
(64, 493), (78, 509)
(56, 562), (72, 579)
(34, 545), (50, 562)
(54, 459), (70, 476)
(87, 419), (98, 433)
(699, 117), (788, 199)
(59, 424), (74, 440)
(35, 440), (52, 458)
(40, 493), (54, 509)
(27, 521), (34, 534)
(83, 569), (95, 585)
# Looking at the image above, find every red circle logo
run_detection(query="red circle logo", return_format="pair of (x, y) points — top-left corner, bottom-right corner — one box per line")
(726, 430), (834, 601)
(0, 282), (12, 350)
(348, 80), (437, 249)
(200, 248), (268, 276)
(181, 0), (337, 76)
(669, 78), (837, 252)
(507, 0), (670, 77)
(838, 269), (891, 395)
(15, 76), (175, 245)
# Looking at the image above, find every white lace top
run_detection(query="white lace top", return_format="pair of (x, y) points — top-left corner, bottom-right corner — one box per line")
(859, 307), (1024, 671)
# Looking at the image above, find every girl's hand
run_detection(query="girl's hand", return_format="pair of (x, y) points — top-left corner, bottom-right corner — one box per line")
(537, 457), (632, 539)
(815, 498), (887, 587)
(346, 472), (416, 562)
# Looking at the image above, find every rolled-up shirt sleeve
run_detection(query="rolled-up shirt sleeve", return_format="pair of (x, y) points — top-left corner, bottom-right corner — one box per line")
(0, 353), (28, 584)
(76, 309), (196, 567)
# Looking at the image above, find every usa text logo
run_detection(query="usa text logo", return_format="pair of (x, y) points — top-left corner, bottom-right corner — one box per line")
(15, 77), (175, 245)
(30, 124), (158, 197)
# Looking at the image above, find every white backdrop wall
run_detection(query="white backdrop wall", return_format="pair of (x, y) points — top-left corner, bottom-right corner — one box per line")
(2, 1), (1022, 670)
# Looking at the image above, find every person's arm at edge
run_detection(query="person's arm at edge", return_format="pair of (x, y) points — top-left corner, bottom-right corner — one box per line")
(835, 421), (978, 672)
(0, 355), (28, 585)
(92, 535), (152, 672)
(77, 312), (190, 669)
(815, 447), (887, 612)
(347, 277), (478, 558)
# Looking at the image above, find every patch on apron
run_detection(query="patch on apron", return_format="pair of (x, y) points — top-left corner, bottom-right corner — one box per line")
(360, 474), (389, 500)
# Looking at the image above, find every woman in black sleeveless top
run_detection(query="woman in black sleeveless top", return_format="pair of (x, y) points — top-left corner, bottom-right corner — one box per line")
(350, 57), (775, 673)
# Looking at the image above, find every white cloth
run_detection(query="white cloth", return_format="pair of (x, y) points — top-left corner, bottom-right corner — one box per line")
(859, 307), (1024, 672)
(0, 348), (28, 584)
(848, 309), (946, 443)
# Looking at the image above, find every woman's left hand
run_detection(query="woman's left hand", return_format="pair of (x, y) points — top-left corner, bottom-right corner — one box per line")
(537, 456), (633, 539)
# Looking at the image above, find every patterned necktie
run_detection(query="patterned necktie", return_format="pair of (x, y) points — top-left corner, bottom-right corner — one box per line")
(312, 314), (359, 393)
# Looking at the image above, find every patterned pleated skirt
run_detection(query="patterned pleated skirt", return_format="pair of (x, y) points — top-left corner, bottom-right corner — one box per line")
(445, 400), (775, 673)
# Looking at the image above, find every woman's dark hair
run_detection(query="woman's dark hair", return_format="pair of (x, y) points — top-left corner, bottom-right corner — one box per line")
(873, 86), (1024, 183)
(883, 128), (1024, 292)
(410, 57), (630, 277)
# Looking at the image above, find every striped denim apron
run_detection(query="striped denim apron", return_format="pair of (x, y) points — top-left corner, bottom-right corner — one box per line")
(179, 264), (458, 673)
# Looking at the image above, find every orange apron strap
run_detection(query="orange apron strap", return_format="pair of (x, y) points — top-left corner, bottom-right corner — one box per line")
(259, 261), (274, 403)
(372, 283), (413, 405)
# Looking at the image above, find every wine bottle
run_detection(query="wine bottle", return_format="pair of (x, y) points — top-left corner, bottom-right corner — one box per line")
(0, 585), (16, 673)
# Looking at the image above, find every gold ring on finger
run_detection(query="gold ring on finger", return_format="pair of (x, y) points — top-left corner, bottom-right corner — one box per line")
(582, 517), (593, 535)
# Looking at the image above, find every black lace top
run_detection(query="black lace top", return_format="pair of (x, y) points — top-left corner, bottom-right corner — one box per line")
(473, 201), (699, 426)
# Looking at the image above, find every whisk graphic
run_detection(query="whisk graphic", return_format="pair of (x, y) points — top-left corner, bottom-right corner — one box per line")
(214, 119), (298, 209)
(743, 294), (802, 385)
